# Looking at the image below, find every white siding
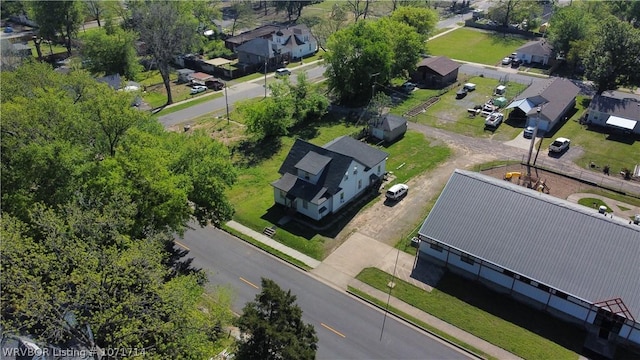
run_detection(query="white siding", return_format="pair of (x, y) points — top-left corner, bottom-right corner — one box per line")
(273, 188), (286, 206)
(513, 281), (550, 303)
(547, 296), (590, 320)
(420, 242), (448, 262)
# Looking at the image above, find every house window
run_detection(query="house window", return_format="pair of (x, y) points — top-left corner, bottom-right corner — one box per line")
(353, 167), (358, 174)
(280, 190), (286, 199)
(340, 193), (344, 203)
(302, 200), (308, 209)
(430, 243), (443, 252)
(460, 253), (474, 265)
(358, 179), (362, 189)
(377, 165), (381, 174)
(304, 171), (310, 180)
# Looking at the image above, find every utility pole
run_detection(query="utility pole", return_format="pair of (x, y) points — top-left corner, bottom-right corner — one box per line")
(526, 107), (542, 179)
(264, 57), (268, 98)
(224, 81), (230, 124)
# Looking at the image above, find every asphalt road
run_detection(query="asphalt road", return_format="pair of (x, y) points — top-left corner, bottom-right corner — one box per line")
(178, 224), (473, 360)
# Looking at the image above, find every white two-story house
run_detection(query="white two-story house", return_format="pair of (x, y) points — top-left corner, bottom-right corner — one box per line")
(271, 136), (388, 221)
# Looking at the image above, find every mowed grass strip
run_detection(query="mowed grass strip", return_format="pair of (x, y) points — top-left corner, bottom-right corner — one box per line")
(356, 267), (580, 360)
(426, 28), (528, 65)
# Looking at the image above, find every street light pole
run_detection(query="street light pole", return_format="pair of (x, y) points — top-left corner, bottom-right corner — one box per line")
(264, 57), (268, 98)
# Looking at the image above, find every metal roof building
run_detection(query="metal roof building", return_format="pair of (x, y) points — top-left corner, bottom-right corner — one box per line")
(417, 169), (640, 355)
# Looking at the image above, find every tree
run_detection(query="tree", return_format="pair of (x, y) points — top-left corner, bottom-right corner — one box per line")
(30, 0), (83, 55)
(346, 0), (368, 22)
(299, 3), (349, 52)
(389, 6), (439, 38)
(581, 15), (640, 93)
(229, 1), (255, 36)
(81, 27), (141, 79)
(274, 1), (313, 22)
(377, 17), (424, 78)
(83, 0), (106, 27)
(131, 1), (200, 105)
(288, 72), (329, 124)
(236, 278), (317, 360)
(486, 0), (541, 29)
(547, 5), (594, 57)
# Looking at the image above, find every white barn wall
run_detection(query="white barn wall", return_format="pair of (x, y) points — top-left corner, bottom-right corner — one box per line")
(512, 281), (550, 304)
(479, 266), (514, 289)
(548, 296), (590, 320)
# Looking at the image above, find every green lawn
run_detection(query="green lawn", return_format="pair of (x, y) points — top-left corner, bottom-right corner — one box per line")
(577, 198), (612, 213)
(391, 76), (529, 140)
(226, 123), (450, 260)
(547, 96), (640, 177)
(426, 28), (529, 65)
(356, 267), (581, 360)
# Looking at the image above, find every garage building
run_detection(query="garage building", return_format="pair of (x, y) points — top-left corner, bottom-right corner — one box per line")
(416, 170), (640, 358)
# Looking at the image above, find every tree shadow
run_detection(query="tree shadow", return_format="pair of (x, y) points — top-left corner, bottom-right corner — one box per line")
(232, 136), (282, 168)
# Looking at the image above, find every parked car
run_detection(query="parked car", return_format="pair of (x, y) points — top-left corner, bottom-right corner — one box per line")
(511, 59), (522, 68)
(205, 79), (225, 91)
(401, 81), (416, 92)
(549, 137), (570, 153)
(190, 85), (207, 95)
(484, 113), (504, 128)
(501, 57), (511, 65)
(4, 26), (13, 33)
(456, 88), (468, 99)
(463, 83), (476, 91)
(385, 183), (408, 201)
(523, 125), (535, 138)
(275, 68), (291, 77)
(634, 214), (640, 225)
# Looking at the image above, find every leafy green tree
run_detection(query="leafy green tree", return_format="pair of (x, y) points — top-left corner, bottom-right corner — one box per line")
(130, 0), (200, 105)
(389, 5), (438, 38)
(487, 0), (541, 29)
(236, 278), (317, 360)
(547, 5), (594, 57)
(288, 72), (329, 124)
(299, 3), (349, 52)
(581, 15), (640, 93)
(30, 0), (83, 55)
(81, 27), (141, 79)
(377, 17), (424, 78)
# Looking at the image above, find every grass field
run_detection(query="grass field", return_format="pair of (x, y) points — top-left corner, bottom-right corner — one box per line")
(391, 76), (529, 140)
(357, 267), (581, 360)
(426, 28), (529, 65)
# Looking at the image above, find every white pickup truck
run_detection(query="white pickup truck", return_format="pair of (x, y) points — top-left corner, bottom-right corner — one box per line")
(549, 137), (571, 153)
(484, 113), (504, 127)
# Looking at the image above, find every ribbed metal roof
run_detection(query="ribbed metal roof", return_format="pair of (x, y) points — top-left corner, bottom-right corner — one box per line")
(419, 169), (640, 319)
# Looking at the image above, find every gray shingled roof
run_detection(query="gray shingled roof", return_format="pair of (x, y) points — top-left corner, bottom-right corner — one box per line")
(419, 169), (640, 319)
(236, 38), (272, 57)
(513, 78), (580, 122)
(517, 40), (553, 57)
(226, 24), (280, 46)
(589, 91), (640, 121)
(382, 114), (407, 132)
(323, 136), (388, 170)
(271, 172), (329, 204)
(295, 151), (332, 175)
(416, 56), (461, 77)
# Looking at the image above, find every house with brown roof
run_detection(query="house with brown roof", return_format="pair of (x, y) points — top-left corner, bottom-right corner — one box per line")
(411, 56), (461, 89)
(505, 77), (580, 133)
(586, 91), (640, 134)
(515, 39), (554, 66)
(224, 24), (280, 53)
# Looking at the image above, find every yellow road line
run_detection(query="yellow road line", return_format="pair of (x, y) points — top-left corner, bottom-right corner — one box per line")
(321, 323), (346, 338)
(174, 240), (190, 251)
(239, 277), (259, 289)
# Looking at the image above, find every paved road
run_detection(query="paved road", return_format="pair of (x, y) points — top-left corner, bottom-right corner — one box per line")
(178, 224), (473, 360)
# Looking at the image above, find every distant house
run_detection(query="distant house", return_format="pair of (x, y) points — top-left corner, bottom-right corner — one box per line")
(515, 39), (553, 66)
(189, 72), (214, 85)
(505, 77), (580, 133)
(225, 24), (280, 53)
(235, 24), (317, 66)
(271, 136), (388, 221)
(585, 91), (640, 134)
(411, 56), (461, 88)
(177, 68), (195, 83)
(369, 114), (408, 143)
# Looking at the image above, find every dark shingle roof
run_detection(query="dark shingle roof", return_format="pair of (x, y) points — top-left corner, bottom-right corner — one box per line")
(271, 173), (329, 204)
(382, 114), (407, 132)
(226, 24), (280, 46)
(589, 91), (640, 121)
(419, 169), (640, 319)
(295, 151), (332, 175)
(323, 136), (388, 170)
(517, 40), (553, 57)
(416, 56), (461, 77)
(236, 38), (272, 57)
(514, 78), (580, 122)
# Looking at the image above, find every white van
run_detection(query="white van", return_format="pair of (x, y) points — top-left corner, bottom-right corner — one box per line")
(385, 184), (408, 201)
(275, 68), (291, 77)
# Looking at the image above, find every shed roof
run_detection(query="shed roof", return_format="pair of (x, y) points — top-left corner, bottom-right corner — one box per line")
(416, 56), (461, 77)
(419, 169), (640, 320)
